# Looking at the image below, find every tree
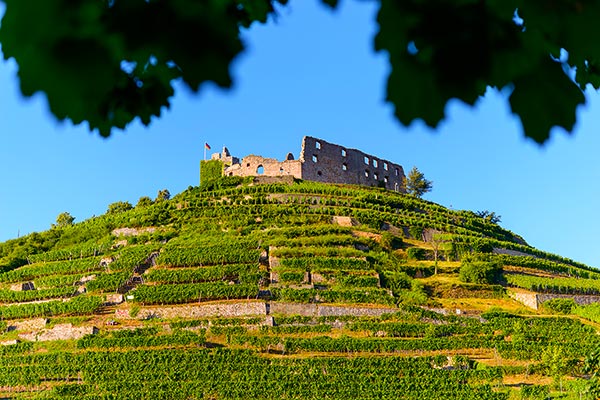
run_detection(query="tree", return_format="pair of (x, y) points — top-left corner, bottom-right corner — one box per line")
(156, 189), (171, 202)
(53, 212), (75, 228)
(475, 210), (502, 225)
(0, 0), (596, 143)
(426, 231), (447, 275)
(136, 196), (154, 208)
(459, 260), (502, 284)
(107, 201), (133, 215)
(405, 167), (432, 198)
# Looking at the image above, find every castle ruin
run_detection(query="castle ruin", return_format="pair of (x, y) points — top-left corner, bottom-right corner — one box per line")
(210, 136), (405, 191)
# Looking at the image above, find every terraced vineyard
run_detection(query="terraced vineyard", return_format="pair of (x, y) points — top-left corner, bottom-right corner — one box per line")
(0, 177), (599, 399)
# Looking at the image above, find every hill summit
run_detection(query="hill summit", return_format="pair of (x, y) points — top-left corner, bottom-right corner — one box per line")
(0, 178), (599, 399)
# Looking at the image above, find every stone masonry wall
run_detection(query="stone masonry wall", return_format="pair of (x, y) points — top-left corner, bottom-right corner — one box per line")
(269, 302), (398, 318)
(300, 136), (405, 192)
(225, 155), (302, 179)
(114, 301), (399, 320)
(509, 290), (600, 310)
(508, 291), (539, 309)
(19, 324), (97, 342)
(115, 301), (267, 320)
(219, 136), (405, 191)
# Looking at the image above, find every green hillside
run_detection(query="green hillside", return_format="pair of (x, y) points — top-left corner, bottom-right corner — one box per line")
(1, 178), (600, 399)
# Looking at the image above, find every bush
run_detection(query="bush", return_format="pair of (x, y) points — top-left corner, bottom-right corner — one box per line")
(380, 271), (412, 294)
(459, 260), (502, 284)
(407, 247), (426, 261)
(541, 298), (576, 314)
(408, 226), (423, 240)
(107, 201), (133, 214)
(381, 232), (403, 251)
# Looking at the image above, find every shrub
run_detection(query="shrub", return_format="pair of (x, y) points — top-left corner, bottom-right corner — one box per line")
(107, 201), (133, 214)
(459, 260), (502, 284)
(381, 232), (403, 251)
(409, 226), (423, 240)
(407, 247), (426, 261)
(541, 298), (576, 314)
(380, 271), (412, 294)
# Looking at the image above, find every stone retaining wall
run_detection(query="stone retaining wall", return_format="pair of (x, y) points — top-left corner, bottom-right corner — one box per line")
(509, 290), (600, 310)
(116, 301), (401, 320)
(269, 302), (397, 317)
(116, 301), (267, 320)
(19, 324), (97, 342)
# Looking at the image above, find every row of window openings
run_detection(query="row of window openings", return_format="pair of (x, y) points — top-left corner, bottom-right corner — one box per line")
(256, 165), (288, 175)
(257, 163), (390, 183)
(312, 148), (392, 173)
(312, 155), (399, 176)
(365, 170), (389, 183)
(315, 141), (367, 165)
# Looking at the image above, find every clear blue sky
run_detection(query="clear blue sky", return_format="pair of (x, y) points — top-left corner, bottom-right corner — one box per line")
(1, 1), (599, 267)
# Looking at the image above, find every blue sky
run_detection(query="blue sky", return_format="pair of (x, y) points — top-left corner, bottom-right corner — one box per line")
(1, 1), (600, 267)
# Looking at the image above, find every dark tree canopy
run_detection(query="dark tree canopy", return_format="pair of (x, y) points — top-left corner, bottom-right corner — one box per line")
(156, 189), (171, 202)
(0, 0), (595, 143)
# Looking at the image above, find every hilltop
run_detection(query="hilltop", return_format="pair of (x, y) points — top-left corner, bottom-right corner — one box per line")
(0, 178), (600, 399)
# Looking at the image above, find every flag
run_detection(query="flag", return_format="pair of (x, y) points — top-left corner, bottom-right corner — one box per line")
(204, 143), (211, 150)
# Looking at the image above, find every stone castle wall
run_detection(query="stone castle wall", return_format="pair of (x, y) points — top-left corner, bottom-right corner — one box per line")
(219, 136), (405, 191)
(225, 155), (302, 179)
(300, 136), (405, 191)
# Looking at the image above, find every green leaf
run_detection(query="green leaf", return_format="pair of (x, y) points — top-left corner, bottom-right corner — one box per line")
(509, 58), (585, 144)
(321, 0), (339, 8)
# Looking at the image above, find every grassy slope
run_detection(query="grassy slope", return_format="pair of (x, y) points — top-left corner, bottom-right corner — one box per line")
(0, 178), (598, 399)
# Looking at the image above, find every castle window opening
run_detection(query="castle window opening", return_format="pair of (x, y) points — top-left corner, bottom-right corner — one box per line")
(364, 156), (369, 165)
(365, 170), (369, 178)
(373, 159), (378, 168)
(257, 165), (264, 175)
(395, 168), (399, 176)
(317, 171), (322, 176)
(394, 183), (399, 191)
(315, 141), (321, 150)
(341, 149), (347, 157)
(246, 163), (250, 167)
(374, 173), (379, 180)
(312, 155), (318, 163)
(342, 163), (347, 171)
(383, 162), (388, 171)
(279, 167), (284, 174)
(384, 176), (388, 183)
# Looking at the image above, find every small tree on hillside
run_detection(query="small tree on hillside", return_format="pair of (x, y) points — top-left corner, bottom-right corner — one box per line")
(405, 167), (433, 198)
(429, 232), (447, 275)
(156, 189), (171, 201)
(136, 196), (154, 208)
(475, 210), (502, 224)
(107, 201), (133, 214)
(53, 212), (75, 228)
